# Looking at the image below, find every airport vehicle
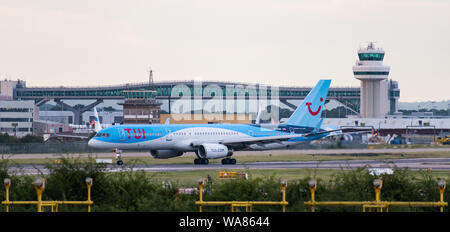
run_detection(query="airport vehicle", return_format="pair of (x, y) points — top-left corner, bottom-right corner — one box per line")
(437, 136), (450, 145)
(88, 79), (340, 165)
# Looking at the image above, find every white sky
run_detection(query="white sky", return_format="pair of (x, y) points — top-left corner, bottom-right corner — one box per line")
(0, 0), (449, 102)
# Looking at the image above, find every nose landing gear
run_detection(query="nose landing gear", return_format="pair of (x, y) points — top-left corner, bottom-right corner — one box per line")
(114, 148), (123, 166)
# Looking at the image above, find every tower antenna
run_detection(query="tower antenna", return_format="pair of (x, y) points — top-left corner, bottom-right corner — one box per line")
(148, 66), (155, 91)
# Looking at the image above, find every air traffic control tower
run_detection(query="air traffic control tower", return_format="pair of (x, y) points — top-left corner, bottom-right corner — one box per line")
(353, 42), (391, 118)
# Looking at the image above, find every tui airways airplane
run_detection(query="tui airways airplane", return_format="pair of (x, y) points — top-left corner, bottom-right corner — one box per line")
(88, 79), (340, 165)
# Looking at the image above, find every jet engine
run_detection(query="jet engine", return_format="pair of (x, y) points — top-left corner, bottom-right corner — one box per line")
(150, 150), (183, 159)
(197, 143), (231, 159)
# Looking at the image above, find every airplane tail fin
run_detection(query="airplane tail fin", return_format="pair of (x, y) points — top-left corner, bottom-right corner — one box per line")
(255, 102), (263, 124)
(283, 79), (331, 128)
(93, 107), (103, 132)
(50, 127), (57, 136)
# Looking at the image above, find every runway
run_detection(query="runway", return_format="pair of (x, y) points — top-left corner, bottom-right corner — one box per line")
(4, 147), (450, 175)
(7, 157), (450, 176)
(5, 147), (450, 159)
(113, 158), (450, 172)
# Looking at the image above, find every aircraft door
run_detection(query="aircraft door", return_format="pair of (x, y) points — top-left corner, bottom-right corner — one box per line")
(118, 128), (126, 141)
(165, 128), (172, 141)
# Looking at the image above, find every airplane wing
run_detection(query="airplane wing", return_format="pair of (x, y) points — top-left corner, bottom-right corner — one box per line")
(190, 134), (306, 148)
(52, 134), (89, 139)
(321, 129), (373, 139)
(49, 127), (89, 139)
(304, 129), (342, 137)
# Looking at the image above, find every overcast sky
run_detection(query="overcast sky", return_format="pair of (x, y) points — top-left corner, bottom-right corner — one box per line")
(0, 0), (449, 102)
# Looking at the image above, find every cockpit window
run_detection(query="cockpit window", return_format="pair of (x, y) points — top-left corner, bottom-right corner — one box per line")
(95, 133), (110, 137)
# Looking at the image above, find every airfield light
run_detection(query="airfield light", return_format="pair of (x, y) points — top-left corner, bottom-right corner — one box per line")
(308, 179), (317, 212)
(198, 178), (204, 186)
(308, 179), (317, 199)
(4, 178), (11, 187)
(308, 179), (317, 189)
(85, 177), (94, 212)
(373, 179), (383, 206)
(280, 179), (288, 212)
(197, 178), (205, 212)
(437, 179), (447, 212)
(280, 179), (287, 188)
(4, 178), (11, 212)
(373, 179), (382, 189)
(85, 177), (93, 186)
(33, 177), (45, 189)
(438, 179), (446, 190)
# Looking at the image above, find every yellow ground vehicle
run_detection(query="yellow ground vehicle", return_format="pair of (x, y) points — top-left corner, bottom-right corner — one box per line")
(437, 136), (450, 145)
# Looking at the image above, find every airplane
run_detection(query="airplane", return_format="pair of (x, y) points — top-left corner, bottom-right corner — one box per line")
(88, 79), (341, 165)
(48, 106), (104, 141)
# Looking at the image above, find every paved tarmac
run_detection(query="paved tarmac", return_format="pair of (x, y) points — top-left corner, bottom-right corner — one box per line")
(4, 147), (450, 175)
(7, 157), (450, 176)
(4, 147), (450, 159)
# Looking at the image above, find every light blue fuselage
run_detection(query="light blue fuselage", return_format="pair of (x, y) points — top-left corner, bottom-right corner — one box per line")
(88, 123), (328, 151)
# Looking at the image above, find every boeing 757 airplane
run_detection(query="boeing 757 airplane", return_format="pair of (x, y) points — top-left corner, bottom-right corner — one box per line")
(88, 79), (339, 165)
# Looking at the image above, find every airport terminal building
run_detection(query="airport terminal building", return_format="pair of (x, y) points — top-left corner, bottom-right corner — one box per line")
(0, 43), (448, 139)
(0, 100), (37, 137)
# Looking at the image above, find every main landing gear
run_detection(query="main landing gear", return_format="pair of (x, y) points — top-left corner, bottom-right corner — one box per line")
(193, 158), (236, 165)
(193, 150), (237, 165)
(221, 158), (236, 165)
(194, 158), (209, 165)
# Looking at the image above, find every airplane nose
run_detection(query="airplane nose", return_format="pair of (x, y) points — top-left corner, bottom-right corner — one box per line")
(88, 139), (98, 148)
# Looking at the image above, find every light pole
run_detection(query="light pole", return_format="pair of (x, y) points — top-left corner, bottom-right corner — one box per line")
(308, 179), (317, 212)
(33, 178), (46, 212)
(85, 177), (93, 212)
(4, 178), (11, 212)
(280, 179), (288, 212)
(373, 178), (383, 212)
(438, 179), (446, 212)
(197, 178), (204, 212)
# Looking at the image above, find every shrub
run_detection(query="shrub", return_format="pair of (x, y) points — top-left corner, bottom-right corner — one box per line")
(0, 159), (448, 212)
